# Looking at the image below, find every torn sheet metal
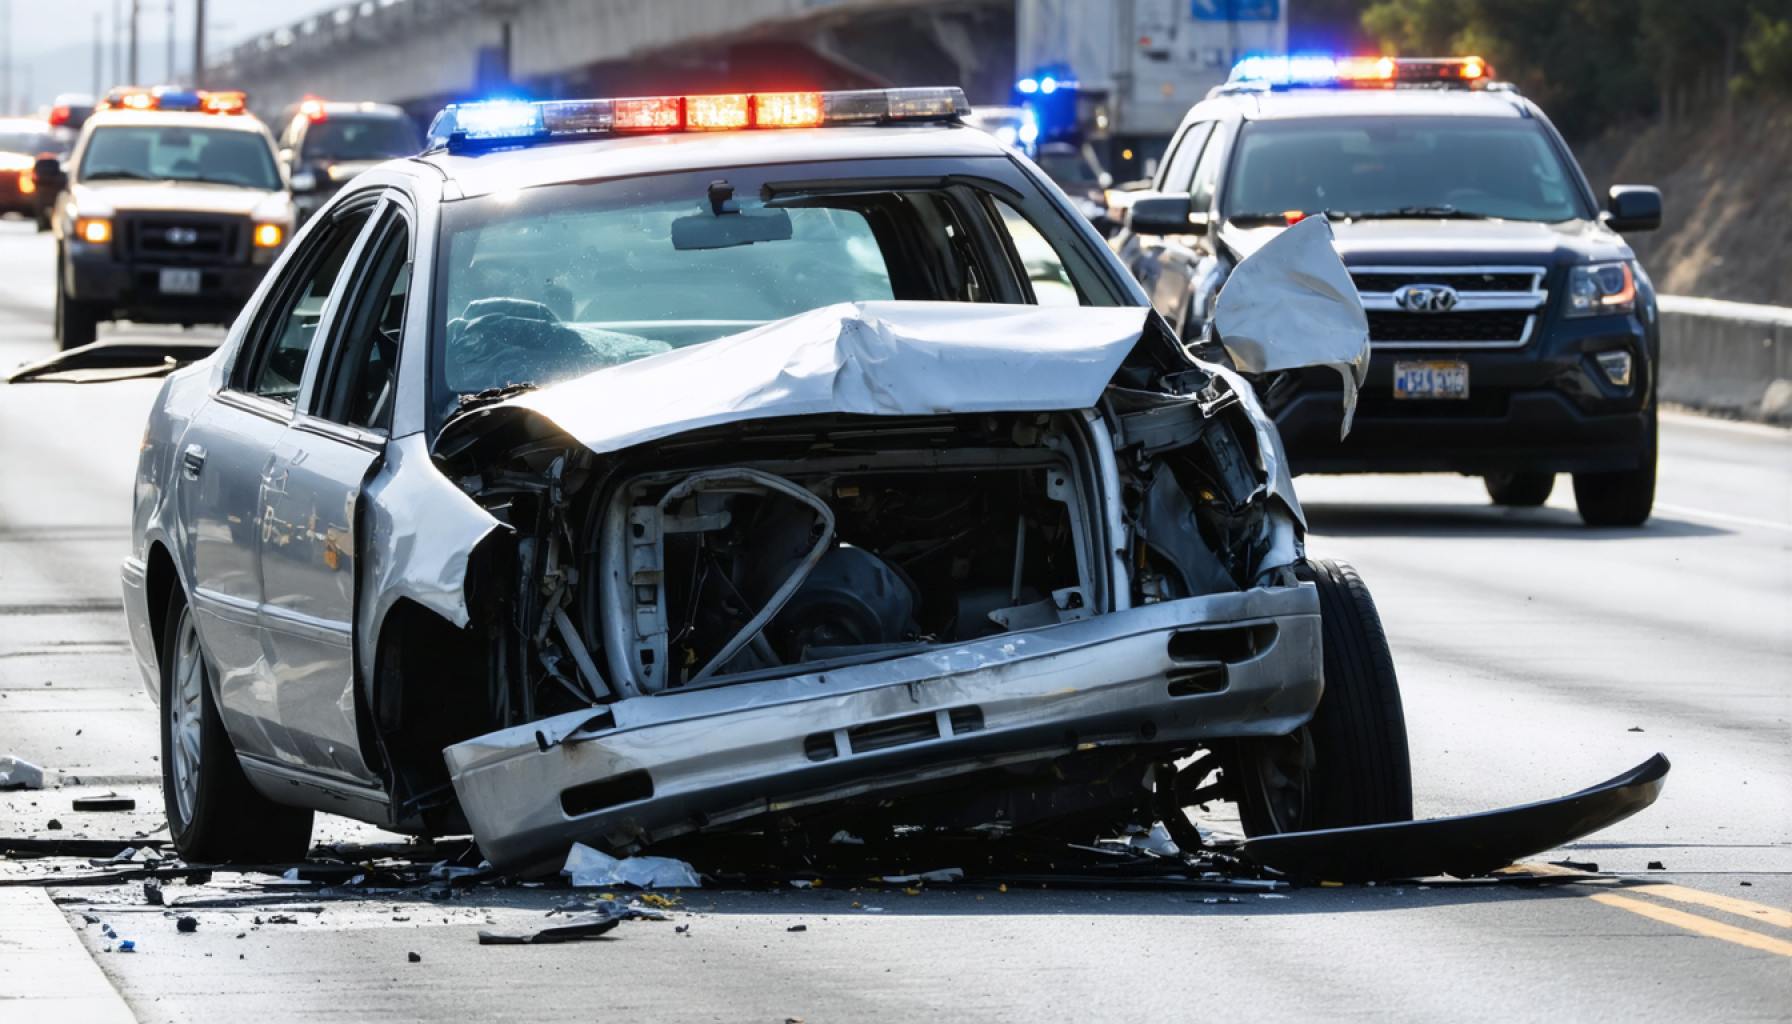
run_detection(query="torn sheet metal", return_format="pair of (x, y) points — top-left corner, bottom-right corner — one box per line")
(1211, 215), (1371, 439)
(444, 302), (1156, 456)
(355, 432), (502, 673)
(1239, 754), (1669, 882)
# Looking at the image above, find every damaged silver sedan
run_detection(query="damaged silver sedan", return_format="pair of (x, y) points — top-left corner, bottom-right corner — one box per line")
(122, 89), (1410, 870)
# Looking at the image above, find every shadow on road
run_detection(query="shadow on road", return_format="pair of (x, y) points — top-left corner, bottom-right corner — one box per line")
(1302, 503), (1728, 540)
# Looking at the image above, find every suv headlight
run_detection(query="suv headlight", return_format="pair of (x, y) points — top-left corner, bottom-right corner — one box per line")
(1566, 260), (1637, 318)
(74, 216), (113, 244)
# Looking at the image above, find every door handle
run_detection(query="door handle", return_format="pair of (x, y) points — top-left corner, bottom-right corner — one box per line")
(181, 444), (207, 480)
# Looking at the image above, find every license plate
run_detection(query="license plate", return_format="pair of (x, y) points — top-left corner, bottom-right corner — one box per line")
(1393, 360), (1469, 400)
(159, 268), (201, 295)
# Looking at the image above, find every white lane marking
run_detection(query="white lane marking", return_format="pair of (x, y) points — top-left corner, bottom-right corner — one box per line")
(1661, 409), (1792, 440)
(1657, 503), (1792, 534)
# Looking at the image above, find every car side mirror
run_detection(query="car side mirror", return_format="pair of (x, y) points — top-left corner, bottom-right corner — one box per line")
(32, 156), (64, 187)
(290, 169), (318, 193)
(1605, 185), (1661, 233)
(1127, 193), (1205, 236)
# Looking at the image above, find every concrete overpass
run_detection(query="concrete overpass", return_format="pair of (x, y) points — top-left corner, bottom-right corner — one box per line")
(211, 0), (1017, 121)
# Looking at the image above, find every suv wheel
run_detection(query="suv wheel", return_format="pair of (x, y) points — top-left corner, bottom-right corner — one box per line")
(1484, 471), (1554, 507)
(1572, 409), (1656, 527)
(1229, 559), (1413, 836)
(160, 587), (314, 863)
(54, 247), (99, 350)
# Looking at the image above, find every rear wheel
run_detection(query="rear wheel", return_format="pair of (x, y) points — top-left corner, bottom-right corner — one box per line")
(1573, 410), (1656, 527)
(54, 248), (98, 350)
(1231, 559), (1413, 835)
(160, 587), (314, 863)
(1483, 471), (1555, 507)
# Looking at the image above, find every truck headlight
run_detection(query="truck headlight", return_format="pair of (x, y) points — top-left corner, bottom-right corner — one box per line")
(1566, 261), (1636, 318)
(253, 223), (285, 249)
(75, 217), (112, 244)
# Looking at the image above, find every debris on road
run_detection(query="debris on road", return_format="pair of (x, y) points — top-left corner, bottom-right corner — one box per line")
(1647, 861), (1665, 870)
(477, 900), (667, 945)
(0, 755), (45, 790)
(407, 951), (422, 963)
(71, 794), (136, 812)
(1239, 755), (1668, 882)
(562, 843), (701, 889)
(176, 916), (198, 933)
(787, 924), (808, 932)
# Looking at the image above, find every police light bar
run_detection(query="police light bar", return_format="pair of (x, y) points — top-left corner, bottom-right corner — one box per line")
(427, 87), (971, 152)
(1226, 55), (1492, 90)
(98, 86), (250, 113)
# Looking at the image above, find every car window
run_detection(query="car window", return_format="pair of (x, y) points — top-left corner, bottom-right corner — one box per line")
(78, 125), (281, 190)
(1189, 125), (1229, 211)
(300, 115), (421, 162)
(991, 198), (1082, 307)
(316, 211), (409, 431)
(244, 208), (371, 403)
(1222, 116), (1588, 222)
(1159, 121), (1213, 194)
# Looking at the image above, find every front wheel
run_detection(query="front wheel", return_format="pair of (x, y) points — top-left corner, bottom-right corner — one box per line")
(54, 250), (99, 350)
(160, 587), (314, 863)
(1484, 471), (1555, 507)
(1230, 558), (1413, 835)
(1572, 411), (1656, 527)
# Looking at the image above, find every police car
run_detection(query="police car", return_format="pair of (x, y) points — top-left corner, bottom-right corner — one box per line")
(40, 87), (294, 349)
(122, 87), (1416, 867)
(1118, 57), (1663, 526)
(274, 98), (422, 225)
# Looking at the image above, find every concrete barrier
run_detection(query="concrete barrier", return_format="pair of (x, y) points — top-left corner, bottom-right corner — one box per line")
(1657, 295), (1792, 423)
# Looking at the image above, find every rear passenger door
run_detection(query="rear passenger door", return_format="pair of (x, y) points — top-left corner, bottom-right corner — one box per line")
(255, 196), (412, 788)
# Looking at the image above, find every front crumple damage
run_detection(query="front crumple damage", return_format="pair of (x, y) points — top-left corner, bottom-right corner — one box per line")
(1211, 215), (1371, 439)
(401, 300), (1341, 868)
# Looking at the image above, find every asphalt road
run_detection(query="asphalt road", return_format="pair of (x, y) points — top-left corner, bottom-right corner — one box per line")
(1, 219), (1787, 1022)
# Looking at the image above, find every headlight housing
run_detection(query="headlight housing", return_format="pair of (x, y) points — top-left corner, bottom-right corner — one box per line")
(74, 217), (112, 244)
(1566, 260), (1637, 318)
(253, 223), (285, 249)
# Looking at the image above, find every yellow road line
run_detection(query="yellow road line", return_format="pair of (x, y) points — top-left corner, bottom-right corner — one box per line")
(1589, 893), (1792, 958)
(1629, 883), (1792, 930)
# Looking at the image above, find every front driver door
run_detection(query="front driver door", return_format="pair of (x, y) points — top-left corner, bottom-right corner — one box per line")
(256, 198), (411, 788)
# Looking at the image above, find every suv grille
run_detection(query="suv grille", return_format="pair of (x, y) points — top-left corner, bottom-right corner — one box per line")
(120, 214), (245, 264)
(1367, 310), (1532, 345)
(1351, 270), (1538, 293)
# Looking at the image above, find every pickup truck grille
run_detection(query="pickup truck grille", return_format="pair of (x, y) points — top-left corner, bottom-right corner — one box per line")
(1351, 264), (1547, 349)
(119, 213), (246, 264)
(1368, 310), (1532, 345)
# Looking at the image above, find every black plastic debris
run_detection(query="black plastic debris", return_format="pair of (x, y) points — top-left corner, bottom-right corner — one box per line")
(407, 951), (422, 963)
(177, 916), (198, 933)
(144, 880), (165, 906)
(478, 900), (668, 945)
(72, 795), (136, 812)
(787, 924), (808, 932)
(1240, 755), (1668, 882)
(1647, 860), (1665, 870)
(1551, 859), (1600, 873)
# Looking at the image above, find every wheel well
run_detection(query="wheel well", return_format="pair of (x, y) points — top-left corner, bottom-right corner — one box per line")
(371, 598), (494, 831)
(145, 542), (179, 666)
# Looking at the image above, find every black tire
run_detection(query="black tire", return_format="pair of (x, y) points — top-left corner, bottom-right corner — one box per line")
(1572, 410), (1656, 527)
(54, 249), (99, 350)
(1484, 471), (1555, 507)
(1231, 558), (1413, 835)
(159, 587), (314, 863)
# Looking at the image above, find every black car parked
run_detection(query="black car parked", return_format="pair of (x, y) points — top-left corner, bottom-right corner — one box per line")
(1115, 57), (1663, 526)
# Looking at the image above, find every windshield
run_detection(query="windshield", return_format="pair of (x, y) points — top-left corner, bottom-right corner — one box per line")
(433, 161), (1108, 406)
(0, 129), (50, 155)
(78, 125), (281, 189)
(302, 115), (421, 161)
(1223, 116), (1588, 222)
(1035, 147), (1101, 186)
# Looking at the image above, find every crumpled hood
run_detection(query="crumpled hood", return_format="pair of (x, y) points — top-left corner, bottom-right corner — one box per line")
(1220, 216), (1633, 267)
(70, 180), (280, 216)
(471, 302), (1156, 456)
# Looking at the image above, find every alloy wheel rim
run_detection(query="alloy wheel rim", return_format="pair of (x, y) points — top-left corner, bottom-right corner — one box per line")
(169, 607), (205, 826)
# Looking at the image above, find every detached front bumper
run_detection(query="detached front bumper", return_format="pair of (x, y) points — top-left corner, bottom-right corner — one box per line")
(446, 585), (1323, 869)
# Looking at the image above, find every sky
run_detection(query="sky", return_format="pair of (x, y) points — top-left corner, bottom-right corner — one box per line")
(5, 0), (346, 112)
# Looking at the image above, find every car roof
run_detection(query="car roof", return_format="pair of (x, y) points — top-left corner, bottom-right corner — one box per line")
(293, 101), (408, 120)
(85, 110), (273, 134)
(422, 122), (1015, 198)
(1201, 87), (1533, 123)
